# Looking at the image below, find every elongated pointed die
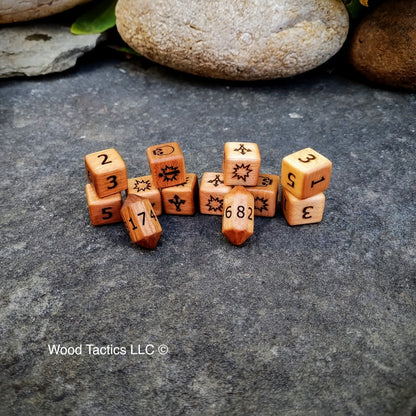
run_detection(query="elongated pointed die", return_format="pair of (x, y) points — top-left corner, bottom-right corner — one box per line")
(120, 194), (162, 249)
(222, 186), (254, 246)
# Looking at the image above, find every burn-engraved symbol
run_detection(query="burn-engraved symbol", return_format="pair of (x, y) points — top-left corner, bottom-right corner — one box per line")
(232, 163), (253, 182)
(259, 176), (273, 187)
(152, 144), (175, 156)
(168, 194), (186, 211)
(159, 165), (180, 182)
(208, 174), (224, 187)
(205, 195), (223, 213)
(133, 178), (152, 192)
(234, 144), (252, 155)
(254, 196), (269, 213)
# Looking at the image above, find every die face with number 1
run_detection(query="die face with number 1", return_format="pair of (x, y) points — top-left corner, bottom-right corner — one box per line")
(281, 147), (332, 200)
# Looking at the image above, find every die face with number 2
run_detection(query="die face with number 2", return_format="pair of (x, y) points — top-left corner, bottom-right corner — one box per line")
(281, 147), (331, 200)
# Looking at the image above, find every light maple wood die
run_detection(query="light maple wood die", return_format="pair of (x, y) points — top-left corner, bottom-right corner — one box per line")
(199, 172), (233, 215)
(281, 147), (332, 199)
(161, 173), (198, 215)
(85, 148), (128, 198)
(281, 188), (325, 226)
(222, 186), (254, 246)
(146, 141), (186, 188)
(120, 194), (162, 249)
(222, 142), (261, 186)
(246, 173), (280, 217)
(127, 175), (162, 216)
(85, 183), (122, 226)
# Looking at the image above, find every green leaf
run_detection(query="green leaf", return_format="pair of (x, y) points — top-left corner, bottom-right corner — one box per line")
(71, 0), (117, 35)
(343, 0), (365, 19)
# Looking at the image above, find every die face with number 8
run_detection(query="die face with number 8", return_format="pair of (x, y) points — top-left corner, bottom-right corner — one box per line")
(281, 147), (332, 200)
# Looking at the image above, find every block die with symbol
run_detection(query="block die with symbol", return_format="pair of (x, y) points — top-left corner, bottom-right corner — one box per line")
(281, 147), (332, 200)
(246, 174), (280, 217)
(281, 188), (325, 226)
(199, 172), (233, 215)
(127, 175), (162, 216)
(120, 194), (162, 249)
(161, 173), (198, 215)
(85, 148), (128, 198)
(146, 142), (186, 189)
(222, 142), (261, 186)
(85, 183), (122, 226)
(222, 186), (254, 246)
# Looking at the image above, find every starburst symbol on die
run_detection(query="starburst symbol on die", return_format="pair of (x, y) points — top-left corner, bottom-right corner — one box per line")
(159, 165), (180, 182)
(208, 174), (224, 187)
(133, 179), (152, 192)
(234, 144), (252, 155)
(254, 196), (269, 213)
(206, 195), (223, 212)
(232, 163), (253, 182)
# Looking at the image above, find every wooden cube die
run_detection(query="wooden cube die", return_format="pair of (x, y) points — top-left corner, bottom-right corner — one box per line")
(85, 148), (128, 198)
(199, 172), (233, 215)
(222, 142), (261, 186)
(146, 142), (186, 188)
(161, 173), (198, 215)
(281, 188), (325, 226)
(121, 195), (162, 249)
(281, 147), (332, 199)
(127, 175), (162, 216)
(85, 183), (122, 226)
(246, 174), (280, 217)
(222, 186), (254, 246)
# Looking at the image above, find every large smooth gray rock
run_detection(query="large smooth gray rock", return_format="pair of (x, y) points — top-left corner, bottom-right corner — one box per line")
(0, 24), (101, 77)
(0, 0), (92, 24)
(116, 0), (349, 80)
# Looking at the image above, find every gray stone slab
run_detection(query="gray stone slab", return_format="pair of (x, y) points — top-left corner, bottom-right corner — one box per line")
(1, 55), (415, 415)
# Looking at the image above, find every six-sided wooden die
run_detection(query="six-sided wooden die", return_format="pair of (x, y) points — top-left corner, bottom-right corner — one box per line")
(222, 186), (254, 246)
(281, 147), (332, 200)
(146, 141), (186, 189)
(85, 183), (122, 226)
(127, 175), (162, 216)
(120, 194), (162, 249)
(246, 174), (280, 217)
(281, 188), (325, 226)
(222, 142), (261, 186)
(199, 172), (233, 215)
(85, 148), (128, 198)
(161, 173), (198, 215)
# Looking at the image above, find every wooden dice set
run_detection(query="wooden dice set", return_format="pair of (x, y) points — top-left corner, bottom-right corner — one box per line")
(84, 143), (332, 249)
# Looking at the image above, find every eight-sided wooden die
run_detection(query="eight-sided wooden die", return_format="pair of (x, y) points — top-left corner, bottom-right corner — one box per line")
(246, 174), (280, 217)
(85, 183), (122, 226)
(199, 172), (233, 215)
(222, 142), (261, 186)
(127, 175), (162, 216)
(281, 147), (332, 200)
(85, 148), (128, 198)
(120, 194), (162, 249)
(281, 188), (325, 226)
(161, 173), (198, 215)
(146, 142), (186, 189)
(222, 186), (254, 246)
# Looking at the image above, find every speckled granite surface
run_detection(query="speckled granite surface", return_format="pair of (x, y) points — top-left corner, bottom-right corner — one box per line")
(1, 53), (415, 415)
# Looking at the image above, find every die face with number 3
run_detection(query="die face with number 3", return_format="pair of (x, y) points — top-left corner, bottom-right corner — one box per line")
(281, 147), (332, 200)
(85, 148), (128, 198)
(281, 188), (325, 226)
